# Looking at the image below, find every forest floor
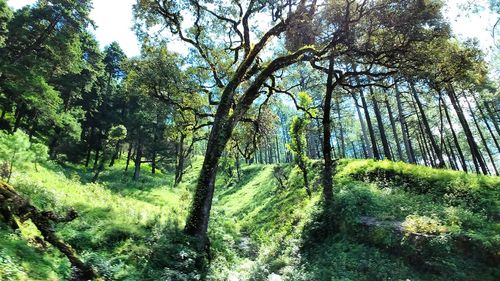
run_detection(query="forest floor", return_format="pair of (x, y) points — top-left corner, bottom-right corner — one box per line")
(0, 157), (498, 280)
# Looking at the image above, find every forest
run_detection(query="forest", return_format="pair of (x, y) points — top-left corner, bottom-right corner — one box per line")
(0, 0), (499, 280)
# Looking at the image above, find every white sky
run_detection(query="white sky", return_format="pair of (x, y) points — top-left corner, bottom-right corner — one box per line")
(7, 0), (499, 59)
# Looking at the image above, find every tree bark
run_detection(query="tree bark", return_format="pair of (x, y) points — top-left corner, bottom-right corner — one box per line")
(483, 101), (500, 136)
(184, 116), (234, 250)
(183, 35), (315, 250)
(415, 128), (429, 166)
(445, 137), (459, 171)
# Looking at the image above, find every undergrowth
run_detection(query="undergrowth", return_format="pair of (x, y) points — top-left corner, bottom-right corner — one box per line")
(0, 157), (498, 280)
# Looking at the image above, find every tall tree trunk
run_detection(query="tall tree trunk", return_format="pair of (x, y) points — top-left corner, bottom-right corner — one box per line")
(151, 151), (157, 174)
(322, 57), (334, 204)
(352, 92), (372, 158)
(133, 141), (142, 181)
(93, 148), (100, 170)
(360, 137), (368, 158)
(370, 86), (392, 160)
(175, 133), (186, 185)
(84, 126), (95, 167)
(384, 93), (403, 160)
(84, 147), (92, 168)
(395, 84), (415, 163)
(275, 135), (281, 163)
(410, 82), (445, 167)
(359, 89), (381, 160)
(446, 84), (488, 174)
(445, 138), (459, 170)
(125, 144), (132, 171)
(351, 142), (358, 158)
(464, 95), (498, 176)
(12, 106), (24, 132)
(443, 94), (467, 172)
(335, 96), (345, 158)
(416, 129), (429, 166)
(473, 95), (500, 153)
(483, 101), (500, 136)
(108, 142), (121, 167)
(234, 153), (241, 181)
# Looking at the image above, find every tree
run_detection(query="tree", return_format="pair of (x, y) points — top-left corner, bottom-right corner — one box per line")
(134, 0), (452, 249)
(0, 0), (93, 132)
(0, 131), (47, 182)
(91, 124), (127, 182)
(0, 0), (12, 48)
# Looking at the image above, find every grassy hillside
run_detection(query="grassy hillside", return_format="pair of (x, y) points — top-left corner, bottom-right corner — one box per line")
(0, 158), (498, 280)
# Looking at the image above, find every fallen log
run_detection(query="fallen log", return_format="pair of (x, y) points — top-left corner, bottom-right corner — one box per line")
(0, 181), (100, 280)
(356, 216), (498, 266)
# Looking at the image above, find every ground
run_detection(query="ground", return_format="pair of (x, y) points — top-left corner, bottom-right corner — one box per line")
(0, 157), (498, 280)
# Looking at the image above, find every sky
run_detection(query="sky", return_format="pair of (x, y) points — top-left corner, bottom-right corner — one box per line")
(6, 0), (499, 59)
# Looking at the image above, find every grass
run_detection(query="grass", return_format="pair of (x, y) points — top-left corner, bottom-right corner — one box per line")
(0, 157), (498, 280)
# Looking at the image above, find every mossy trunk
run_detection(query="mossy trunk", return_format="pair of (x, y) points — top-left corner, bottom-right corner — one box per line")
(184, 114), (235, 251)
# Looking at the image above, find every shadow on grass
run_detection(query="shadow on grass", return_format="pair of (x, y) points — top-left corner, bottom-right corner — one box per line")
(0, 227), (68, 280)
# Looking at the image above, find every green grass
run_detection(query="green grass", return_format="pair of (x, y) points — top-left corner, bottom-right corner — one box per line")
(2, 159), (192, 280)
(1, 157), (498, 280)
